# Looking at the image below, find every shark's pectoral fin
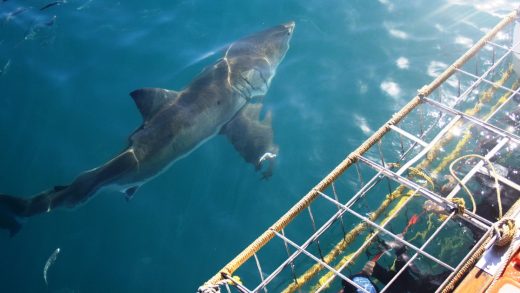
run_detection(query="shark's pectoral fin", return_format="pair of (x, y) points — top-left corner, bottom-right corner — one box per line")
(221, 103), (278, 179)
(130, 88), (180, 121)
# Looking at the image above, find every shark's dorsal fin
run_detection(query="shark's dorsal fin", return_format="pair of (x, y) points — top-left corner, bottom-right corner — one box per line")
(130, 88), (179, 121)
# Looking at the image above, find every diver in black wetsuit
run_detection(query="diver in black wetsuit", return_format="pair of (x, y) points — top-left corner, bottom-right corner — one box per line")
(339, 212), (450, 293)
(339, 244), (450, 293)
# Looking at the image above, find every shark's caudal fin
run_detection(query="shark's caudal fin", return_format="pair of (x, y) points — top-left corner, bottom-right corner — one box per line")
(0, 187), (69, 236)
(0, 194), (29, 236)
(0, 150), (139, 236)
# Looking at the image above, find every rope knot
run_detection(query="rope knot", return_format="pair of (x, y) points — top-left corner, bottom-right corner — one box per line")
(417, 85), (429, 98)
(449, 197), (466, 214)
(492, 218), (516, 247)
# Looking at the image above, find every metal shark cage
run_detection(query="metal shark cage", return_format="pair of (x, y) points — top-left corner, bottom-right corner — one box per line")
(199, 9), (520, 293)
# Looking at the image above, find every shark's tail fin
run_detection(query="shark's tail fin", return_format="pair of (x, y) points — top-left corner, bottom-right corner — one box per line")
(0, 194), (29, 237)
(0, 150), (139, 237)
(0, 186), (73, 237)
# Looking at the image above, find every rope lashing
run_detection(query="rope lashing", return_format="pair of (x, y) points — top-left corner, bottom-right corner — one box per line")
(491, 218), (516, 247)
(486, 218), (518, 292)
(449, 197), (466, 214)
(385, 162), (401, 169)
(198, 275), (242, 293)
(384, 163), (435, 189)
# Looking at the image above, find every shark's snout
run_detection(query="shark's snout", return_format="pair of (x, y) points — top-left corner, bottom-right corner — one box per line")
(284, 21), (296, 34)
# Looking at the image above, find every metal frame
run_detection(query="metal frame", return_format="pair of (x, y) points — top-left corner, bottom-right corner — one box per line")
(200, 9), (520, 293)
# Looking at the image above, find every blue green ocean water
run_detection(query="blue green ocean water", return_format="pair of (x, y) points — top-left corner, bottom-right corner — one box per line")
(0, 1), (518, 292)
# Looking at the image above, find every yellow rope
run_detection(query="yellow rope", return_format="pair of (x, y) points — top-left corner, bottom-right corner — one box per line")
(409, 167), (435, 190)
(450, 197), (466, 214)
(312, 251), (357, 292)
(226, 275), (243, 286)
(385, 162), (401, 169)
(449, 154), (502, 218)
(408, 213), (437, 242)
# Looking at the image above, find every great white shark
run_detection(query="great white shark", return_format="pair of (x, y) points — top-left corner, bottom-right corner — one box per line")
(0, 21), (295, 236)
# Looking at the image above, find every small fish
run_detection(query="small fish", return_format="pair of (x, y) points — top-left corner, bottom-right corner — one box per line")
(23, 15), (57, 41)
(43, 248), (60, 286)
(44, 15), (57, 26)
(0, 59), (11, 76)
(39, 0), (67, 11)
(76, 0), (92, 11)
(4, 7), (30, 22)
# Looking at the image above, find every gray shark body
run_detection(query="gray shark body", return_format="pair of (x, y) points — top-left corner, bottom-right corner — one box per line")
(0, 22), (295, 236)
